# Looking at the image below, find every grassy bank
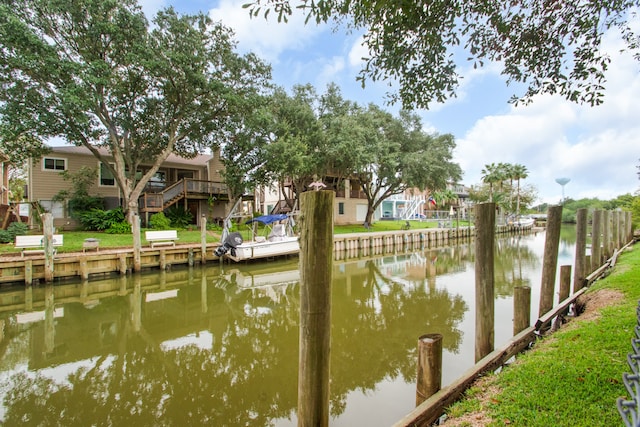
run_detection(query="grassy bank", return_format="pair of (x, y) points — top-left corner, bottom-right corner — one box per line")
(0, 218), (461, 255)
(442, 243), (640, 426)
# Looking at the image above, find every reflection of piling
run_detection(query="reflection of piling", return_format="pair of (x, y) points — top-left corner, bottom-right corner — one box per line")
(416, 333), (443, 406)
(539, 205), (562, 317)
(475, 202), (495, 362)
(298, 190), (334, 427)
(513, 286), (531, 335)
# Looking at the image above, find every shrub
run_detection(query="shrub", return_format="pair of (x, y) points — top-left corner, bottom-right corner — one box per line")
(105, 221), (131, 234)
(149, 212), (171, 230)
(165, 206), (193, 229)
(0, 222), (29, 243)
(78, 207), (126, 231)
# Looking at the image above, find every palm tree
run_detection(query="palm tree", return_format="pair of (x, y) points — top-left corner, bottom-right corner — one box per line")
(480, 163), (502, 202)
(512, 164), (529, 216)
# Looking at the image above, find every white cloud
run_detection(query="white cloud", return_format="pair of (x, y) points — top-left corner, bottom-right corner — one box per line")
(348, 35), (368, 68)
(455, 44), (640, 204)
(208, 0), (328, 63)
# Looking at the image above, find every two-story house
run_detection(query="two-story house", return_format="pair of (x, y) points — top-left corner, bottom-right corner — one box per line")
(28, 145), (230, 230)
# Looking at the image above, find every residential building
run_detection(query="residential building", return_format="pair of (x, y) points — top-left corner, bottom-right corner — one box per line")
(28, 145), (230, 230)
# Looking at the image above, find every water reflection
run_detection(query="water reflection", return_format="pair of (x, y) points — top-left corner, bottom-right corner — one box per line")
(0, 228), (576, 426)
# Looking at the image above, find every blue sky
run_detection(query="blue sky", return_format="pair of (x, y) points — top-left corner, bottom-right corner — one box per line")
(142, 0), (640, 204)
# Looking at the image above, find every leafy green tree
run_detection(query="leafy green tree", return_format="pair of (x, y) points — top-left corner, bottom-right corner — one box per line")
(52, 167), (104, 219)
(352, 107), (461, 224)
(247, 0), (640, 108)
(0, 0), (271, 229)
(263, 85), (326, 209)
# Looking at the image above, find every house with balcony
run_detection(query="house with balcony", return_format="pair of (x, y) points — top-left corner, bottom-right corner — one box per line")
(27, 145), (231, 230)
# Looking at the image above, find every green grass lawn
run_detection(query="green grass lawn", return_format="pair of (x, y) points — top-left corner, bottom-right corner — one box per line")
(443, 243), (640, 426)
(0, 218), (470, 255)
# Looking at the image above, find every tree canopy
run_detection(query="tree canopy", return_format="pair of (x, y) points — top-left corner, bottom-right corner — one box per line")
(0, 0), (271, 221)
(240, 84), (461, 221)
(246, 0), (640, 109)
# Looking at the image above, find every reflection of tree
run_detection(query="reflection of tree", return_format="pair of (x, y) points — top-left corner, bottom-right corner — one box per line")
(2, 259), (467, 425)
(494, 235), (539, 297)
(329, 260), (467, 416)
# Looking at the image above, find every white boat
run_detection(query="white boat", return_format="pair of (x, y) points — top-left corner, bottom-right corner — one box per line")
(227, 222), (299, 262)
(514, 216), (535, 228)
(215, 205), (299, 262)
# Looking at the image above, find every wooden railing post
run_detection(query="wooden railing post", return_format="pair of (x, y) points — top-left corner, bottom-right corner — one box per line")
(573, 208), (588, 293)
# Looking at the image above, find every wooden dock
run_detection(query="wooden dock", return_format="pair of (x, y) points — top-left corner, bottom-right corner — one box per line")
(0, 224), (531, 286)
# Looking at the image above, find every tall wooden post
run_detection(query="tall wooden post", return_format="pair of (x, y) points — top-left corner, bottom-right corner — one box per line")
(298, 190), (334, 427)
(612, 210), (620, 252)
(201, 215), (207, 264)
(591, 209), (602, 272)
(42, 213), (54, 283)
(132, 213), (142, 272)
(539, 205), (562, 317)
(602, 210), (610, 260)
(475, 202), (495, 362)
(513, 286), (531, 336)
(416, 333), (443, 405)
(559, 265), (572, 315)
(573, 208), (588, 293)
(620, 211), (626, 247)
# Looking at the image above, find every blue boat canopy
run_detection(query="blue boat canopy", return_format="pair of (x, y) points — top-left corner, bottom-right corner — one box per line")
(245, 214), (288, 225)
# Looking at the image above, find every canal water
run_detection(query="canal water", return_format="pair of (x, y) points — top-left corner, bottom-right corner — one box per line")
(0, 226), (577, 426)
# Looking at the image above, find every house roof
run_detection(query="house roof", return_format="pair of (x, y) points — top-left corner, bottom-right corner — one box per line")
(46, 145), (214, 167)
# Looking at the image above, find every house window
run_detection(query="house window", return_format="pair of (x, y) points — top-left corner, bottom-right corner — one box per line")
(99, 163), (115, 187)
(39, 200), (65, 218)
(338, 202), (344, 215)
(149, 171), (166, 188)
(43, 157), (66, 171)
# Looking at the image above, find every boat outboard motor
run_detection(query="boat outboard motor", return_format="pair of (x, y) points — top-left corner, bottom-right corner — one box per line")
(214, 232), (243, 258)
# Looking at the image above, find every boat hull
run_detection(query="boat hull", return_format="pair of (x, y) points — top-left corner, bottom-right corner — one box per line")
(226, 237), (300, 262)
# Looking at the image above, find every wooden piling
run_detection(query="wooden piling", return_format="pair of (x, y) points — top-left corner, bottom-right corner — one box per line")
(79, 256), (89, 280)
(591, 209), (602, 272)
(602, 210), (610, 260)
(201, 216), (207, 264)
(475, 202), (495, 362)
(416, 333), (443, 406)
(24, 259), (33, 286)
(539, 205), (562, 317)
(559, 265), (571, 316)
(298, 190), (334, 427)
(118, 253), (128, 275)
(132, 213), (142, 272)
(188, 248), (194, 267)
(612, 210), (620, 252)
(513, 286), (531, 335)
(42, 213), (54, 283)
(159, 250), (167, 270)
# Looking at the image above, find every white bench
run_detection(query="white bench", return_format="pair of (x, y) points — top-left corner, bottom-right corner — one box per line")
(145, 230), (178, 248)
(15, 234), (63, 257)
